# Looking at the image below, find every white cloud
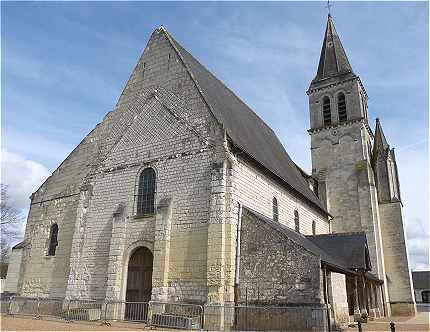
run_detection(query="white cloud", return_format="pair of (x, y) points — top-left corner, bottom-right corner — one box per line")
(1, 149), (51, 211)
(396, 145), (429, 271)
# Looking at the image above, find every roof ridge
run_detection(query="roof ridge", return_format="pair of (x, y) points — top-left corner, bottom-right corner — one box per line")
(163, 28), (276, 134)
(307, 231), (366, 237)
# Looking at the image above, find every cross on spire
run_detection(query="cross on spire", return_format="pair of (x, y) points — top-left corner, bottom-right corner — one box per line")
(326, 0), (333, 16)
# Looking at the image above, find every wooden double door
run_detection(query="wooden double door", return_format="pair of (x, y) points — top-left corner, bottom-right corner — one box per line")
(125, 247), (153, 320)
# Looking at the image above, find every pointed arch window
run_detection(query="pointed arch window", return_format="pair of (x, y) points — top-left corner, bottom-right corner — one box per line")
(294, 210), (300, 233)
(272, 197), (279, 222)
(338, 93), (347, 123)
(322, 97), (331, 126)
(48, 223), (58, 256)
(137, 168), (156, 216)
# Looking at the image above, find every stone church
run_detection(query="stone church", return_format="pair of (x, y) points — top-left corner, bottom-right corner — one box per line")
(6, 14), (416, 327)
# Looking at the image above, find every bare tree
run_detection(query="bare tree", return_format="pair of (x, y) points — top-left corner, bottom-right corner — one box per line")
(1, 184), (24, 262)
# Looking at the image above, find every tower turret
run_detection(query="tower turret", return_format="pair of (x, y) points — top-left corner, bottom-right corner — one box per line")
(372, 118), (401, 203)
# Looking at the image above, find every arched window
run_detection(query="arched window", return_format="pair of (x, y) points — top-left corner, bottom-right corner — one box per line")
(272, 197), (279, 222)
(137, 168), (156, 216)
(312, 220), (316, 235)
(338, 93), (347, 123)
(48, 224), (58, 256)
(322, 97), (331, 126)
(294, 210), (300, 233)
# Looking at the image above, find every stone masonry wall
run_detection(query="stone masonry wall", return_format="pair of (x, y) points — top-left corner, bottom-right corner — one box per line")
(379, 201), (416, 315)
(238, 209), (322, 304)
(217, 151), (331, 305)
(327, 272), (349, 328)
(64, 25), (225, 302)
(65, 88), (218, 301)
(232, 156), (330, 235)
(310, 120), (387, 282)
(19, 195), (79, 298)
(5, 248), (23, 294)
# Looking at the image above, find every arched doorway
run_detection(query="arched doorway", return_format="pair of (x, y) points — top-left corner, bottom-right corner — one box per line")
(125, 246), (153, 320)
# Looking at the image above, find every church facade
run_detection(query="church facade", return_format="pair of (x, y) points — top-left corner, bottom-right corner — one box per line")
(7, 14), (416, 327)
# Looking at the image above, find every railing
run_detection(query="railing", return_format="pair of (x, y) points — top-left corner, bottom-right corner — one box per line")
(148, 301), (203, 330)
(104, 301), (149, 322)
(1, 296), (328, 331)
(67, 299), (103, 321)
(204, 303), (328, 331)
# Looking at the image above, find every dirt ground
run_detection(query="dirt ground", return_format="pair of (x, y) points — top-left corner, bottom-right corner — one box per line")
(0, 315), (155, 331)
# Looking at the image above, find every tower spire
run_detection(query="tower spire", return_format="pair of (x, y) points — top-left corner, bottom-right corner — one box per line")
(312, 14), (353, 83)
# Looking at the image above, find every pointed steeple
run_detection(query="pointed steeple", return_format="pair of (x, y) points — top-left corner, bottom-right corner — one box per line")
(374, 118), (389, 151)
(372, 118), (390, 164)
(312, 15), (354, 83)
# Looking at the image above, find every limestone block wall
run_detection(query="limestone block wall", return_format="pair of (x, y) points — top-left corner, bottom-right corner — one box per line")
(232, 156), (330, 235)
(18, 195), (80, 298)
(5, 248), (23, 294)
(65, 90), (217, 301)
(379, 201), (416, 315)
(238, 209), (322, 304)
(310, 121), (387, 282)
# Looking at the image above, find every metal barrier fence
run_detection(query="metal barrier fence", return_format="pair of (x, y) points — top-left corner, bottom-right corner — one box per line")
(204, 304), (328, 331)
(1, 297), (328, 331)
(3, 297), (104, 322)
(104, 301), (149, 322)
(8, 296), (39, 318)
(148, 301), (203, 330)
(0, 297), (12, 314)
(67, 299), (103, 321)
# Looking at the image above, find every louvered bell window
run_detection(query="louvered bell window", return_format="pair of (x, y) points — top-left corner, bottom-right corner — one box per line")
(322, 97), (331, 126)
(338, 93), (347, 123)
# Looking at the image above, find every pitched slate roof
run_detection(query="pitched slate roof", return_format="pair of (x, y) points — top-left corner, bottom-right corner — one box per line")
(243, 207), (351, 274)
(412, 271), (430, 289)
(312, 15), (354, 83)
(161, 27), (328, 215)
(306, 232), (372, 271)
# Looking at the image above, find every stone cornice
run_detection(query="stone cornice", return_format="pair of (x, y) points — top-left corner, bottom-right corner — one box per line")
(308, 118), (373, 137)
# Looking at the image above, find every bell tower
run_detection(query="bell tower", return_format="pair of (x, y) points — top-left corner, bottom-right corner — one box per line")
(308, 14), (416, 316)
(307, 14), (386, 279)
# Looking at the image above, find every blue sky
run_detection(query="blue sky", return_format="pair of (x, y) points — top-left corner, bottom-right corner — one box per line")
(1, 1), (428, 270)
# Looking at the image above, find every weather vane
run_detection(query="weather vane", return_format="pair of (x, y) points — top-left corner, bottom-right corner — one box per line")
(326, 0), (333, 16)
